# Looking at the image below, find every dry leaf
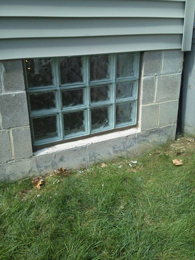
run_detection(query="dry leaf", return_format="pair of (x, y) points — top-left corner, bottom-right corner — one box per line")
(51, 167), (68, 176)
(101, 163), (107, 168)
(172, 159), (183, 166)
(58, 167), (67, 174)
(32, 176), (44, 190)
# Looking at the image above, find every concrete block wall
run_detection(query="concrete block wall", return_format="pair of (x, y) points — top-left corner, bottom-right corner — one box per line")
(141, 50), (183, 134)
(0, 50), (183, 181)
(0, 60), (33, 166)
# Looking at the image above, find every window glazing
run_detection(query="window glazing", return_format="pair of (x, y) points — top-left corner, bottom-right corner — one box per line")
(25, 53), (139, 147)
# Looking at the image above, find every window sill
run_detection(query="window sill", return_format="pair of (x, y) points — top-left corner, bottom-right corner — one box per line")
(35, 126), (140, 156)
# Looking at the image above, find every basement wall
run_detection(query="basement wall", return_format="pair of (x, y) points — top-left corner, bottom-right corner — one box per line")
(0, 50), (183, 181)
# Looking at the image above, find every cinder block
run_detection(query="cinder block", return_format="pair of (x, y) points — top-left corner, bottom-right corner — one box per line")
(142, 51), (162, 76)
(0, 157), (38, 182)
(162, 50), (183, 75)
(141, 104), (159, 131)
(0, 62), (4, 93)
(36, 144), (89, 173)
(0, 92), (29, 129)
(156, 74), (181, 102)
(3, 60), (25, 92)
(159, 125), (177, 142)
(12, 127), (33, 159)
(136, 128), (160, 154)
(87, 133), (137, 162)
(0, 130), (12, 164)
(142, 77), (156, 105)
(159, 101), (179, 127)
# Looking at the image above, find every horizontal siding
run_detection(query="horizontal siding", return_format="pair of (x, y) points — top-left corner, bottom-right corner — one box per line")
(0, 0), (185, 18)
(0, 35), (182, 60)
(0, 18), (183, 39)
(0, 0), (194, 59)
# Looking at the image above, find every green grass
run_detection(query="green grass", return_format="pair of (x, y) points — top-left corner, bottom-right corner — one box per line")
(1, 138), (195, 259)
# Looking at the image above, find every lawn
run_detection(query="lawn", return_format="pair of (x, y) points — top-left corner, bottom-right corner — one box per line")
(1, 137), (195, 260)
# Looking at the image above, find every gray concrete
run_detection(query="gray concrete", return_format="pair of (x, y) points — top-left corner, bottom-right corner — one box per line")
(3, 60), (25, 92)
(0, 126), (176, 182)
(0, 130), (12, 164)
(159, 101), (179, 127)
(141, 76), (156, 105)
(136, 125), (176, 154)
(0, 157), (38, 182)
(142, 51), (162, 76)
(141, 104), (159, 131)
(156, 74), (181, 102)
(12, 127), (33, 160)
(0, 92), (29, 129)
(162, 50), (183, 75)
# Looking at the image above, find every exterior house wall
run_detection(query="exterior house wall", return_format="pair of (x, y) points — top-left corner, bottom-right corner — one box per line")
(0, 50), (183, 181)
(1, 0), (193, 181)
(0, 0), (194, 60)
(182, 25), (195, 134)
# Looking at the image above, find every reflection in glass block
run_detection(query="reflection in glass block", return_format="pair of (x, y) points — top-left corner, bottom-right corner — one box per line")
(60, 56), (83, 85)
(116, 103), (133, 126)
(117, 53), (135, 78)
(62, 89), (84, 107)
(30, 92), (56, 111)
(33, 116), (58, 141)
(64, 111), (85, 136)
(26, 59), (53, 88)
(116, 82), (134, 99)
(91, 85), (110, 103)
(91, 107), (110, 131)
(90, 55), (110, 81)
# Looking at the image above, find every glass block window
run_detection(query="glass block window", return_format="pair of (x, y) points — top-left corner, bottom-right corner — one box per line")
(25, 53), (139, 147)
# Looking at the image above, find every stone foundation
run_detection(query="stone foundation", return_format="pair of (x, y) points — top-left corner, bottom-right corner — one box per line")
(0, 50), (183, 181)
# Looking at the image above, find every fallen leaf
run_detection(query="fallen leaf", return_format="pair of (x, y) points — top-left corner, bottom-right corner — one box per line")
(32, 176), (44, 190)
(172, 159), (183, 166)
(52, 167), (69, 176)
(58, 167), (67, 174)
(101, 163), (107, 168)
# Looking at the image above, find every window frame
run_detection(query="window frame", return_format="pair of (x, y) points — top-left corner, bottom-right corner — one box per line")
(24, 52), (140, 149)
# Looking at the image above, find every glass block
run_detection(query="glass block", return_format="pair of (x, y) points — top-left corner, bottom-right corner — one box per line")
(116, 82), (134, 99)
(62, 88), (84, 107)
(116, 103), (134, 126)
(117, 53), (135, 78)
(90, 55), (110, 81)
(91, 85), (110, 103)
(25, 58), (53, 88)
(60, 56), (83, 85)
(30, 92), (56, 111)
(64, 111), (85, 136)
(33, 115), (58, 141)
(91, 107), (110, 131)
